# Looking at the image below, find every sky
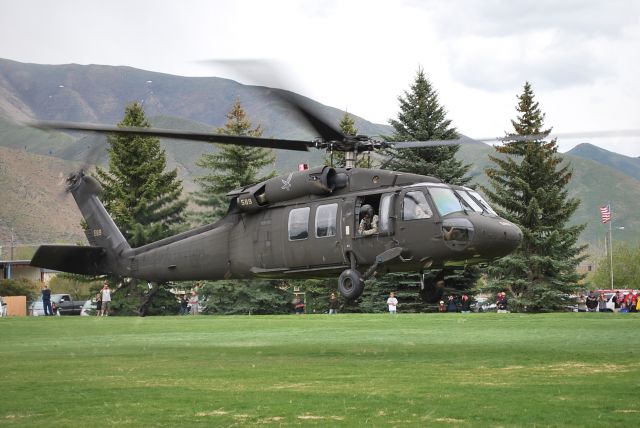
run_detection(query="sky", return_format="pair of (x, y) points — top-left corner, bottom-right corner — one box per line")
(1, 0), (639, 156)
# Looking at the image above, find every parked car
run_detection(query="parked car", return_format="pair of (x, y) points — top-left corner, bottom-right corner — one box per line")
(80, 299), (98, 316)
(472, 297), (496, 312)
(51, 294), (86, 315)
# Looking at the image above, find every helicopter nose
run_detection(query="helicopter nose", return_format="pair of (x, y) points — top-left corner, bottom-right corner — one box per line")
(473, 217), (522, 258)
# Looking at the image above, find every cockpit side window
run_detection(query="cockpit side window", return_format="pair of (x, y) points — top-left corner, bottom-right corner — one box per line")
(428, 187), (464, 217)
(402, 191), (433, 220)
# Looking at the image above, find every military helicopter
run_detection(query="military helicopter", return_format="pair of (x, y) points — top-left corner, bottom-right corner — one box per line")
(30, 89), (523, 301)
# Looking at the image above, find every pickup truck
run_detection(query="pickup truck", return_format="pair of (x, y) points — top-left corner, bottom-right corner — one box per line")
(51, 294), (86, 316)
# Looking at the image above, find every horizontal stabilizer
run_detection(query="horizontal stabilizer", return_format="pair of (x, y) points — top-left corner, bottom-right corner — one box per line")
(30, 245), (108, 276)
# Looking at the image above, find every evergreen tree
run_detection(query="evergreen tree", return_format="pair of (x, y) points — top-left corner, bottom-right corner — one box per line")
(382, 67), (471, 185)
(198, 279), (292, 315)
(94, 102), (187, 315)
(95, 102), (187, 246)
(324, 111), (372, 168)
(482, 82), (587, 311)
(191, 99), (276, 224)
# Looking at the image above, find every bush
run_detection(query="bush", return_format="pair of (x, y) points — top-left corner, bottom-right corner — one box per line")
(0, 278), (40, 300)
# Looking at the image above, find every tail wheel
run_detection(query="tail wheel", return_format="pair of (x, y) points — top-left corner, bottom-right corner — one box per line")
(338, 269), (365, 300)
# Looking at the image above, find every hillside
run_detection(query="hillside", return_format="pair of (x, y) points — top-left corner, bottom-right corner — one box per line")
(567, 143), (640, 182)
(0, 146), (86, 247)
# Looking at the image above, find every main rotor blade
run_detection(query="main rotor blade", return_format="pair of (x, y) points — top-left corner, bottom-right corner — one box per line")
(477, 129), (640, 143)
(201, 59), (346, 142)
(392, 139), (466, 149)
(28, 121), (312, 152)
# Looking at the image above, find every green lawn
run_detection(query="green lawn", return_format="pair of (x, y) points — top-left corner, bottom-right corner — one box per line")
(1, 313), (638, 427)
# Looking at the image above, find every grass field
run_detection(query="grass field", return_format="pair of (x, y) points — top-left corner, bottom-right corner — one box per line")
(1, 313), (639, 427)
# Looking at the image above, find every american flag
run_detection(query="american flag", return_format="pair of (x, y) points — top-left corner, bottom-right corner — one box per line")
(600, 204), (611, 224)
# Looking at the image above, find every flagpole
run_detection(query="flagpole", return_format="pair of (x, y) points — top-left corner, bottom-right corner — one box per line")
(609, 203), (614, 290)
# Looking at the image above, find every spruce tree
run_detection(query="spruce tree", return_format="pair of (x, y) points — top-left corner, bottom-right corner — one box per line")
(95, 102), (187, 243)
(382, 67), (471, 185)
(94, 101), (187, 315)
(191, 99), (276, 224)
(482, 82), (587, 311)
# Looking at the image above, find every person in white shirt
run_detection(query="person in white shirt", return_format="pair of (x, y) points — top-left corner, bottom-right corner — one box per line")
(101, 282), (112, 316)
(387, 292), (398, 314)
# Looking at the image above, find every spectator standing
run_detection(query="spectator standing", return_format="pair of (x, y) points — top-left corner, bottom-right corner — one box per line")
(597, 292), (608, 312)
(95, 292), (102, 316)
(328, 293), (339, 314)
(446, 295), (458, 312)
(585, 291), (598, 312)
(387, 292), (398, 314)
(576, 294), (588, 312)
(496, 292), (508, 313)
(438, 300), (446, 312)
(101, 283), (111, 316)
(460, 294), (471, 313)
(189, 291), (199, 315)
(41, 285), (53, 316)
(613, 291), (624, 312)
(180, 295), (189, 315)
(624, 292), (637, 313)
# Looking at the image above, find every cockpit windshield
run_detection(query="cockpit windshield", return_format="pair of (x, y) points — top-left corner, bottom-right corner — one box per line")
(429, 187), (464, 217)
(468, 190), (497, 215)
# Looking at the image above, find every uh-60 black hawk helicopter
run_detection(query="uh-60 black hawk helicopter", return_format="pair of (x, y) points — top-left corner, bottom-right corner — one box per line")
(30, 90), (523, 302)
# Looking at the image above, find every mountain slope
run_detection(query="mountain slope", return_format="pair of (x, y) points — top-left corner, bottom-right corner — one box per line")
(567, 143), (640, 182)
(0, 146), (85, 246)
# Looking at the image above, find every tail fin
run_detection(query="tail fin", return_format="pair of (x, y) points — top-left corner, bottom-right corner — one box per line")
(31, 171), (131, 275)
(67, 171), (131, 257)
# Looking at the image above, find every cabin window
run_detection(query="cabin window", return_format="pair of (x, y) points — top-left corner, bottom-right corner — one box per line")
(402, 191), (433, 220)
(288, 207), (310, 240)
(316, 203), (338, 238)
(429, 187), (464, 217)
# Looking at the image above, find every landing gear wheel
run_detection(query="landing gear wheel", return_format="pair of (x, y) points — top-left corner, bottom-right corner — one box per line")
(338, 269), (365, 300)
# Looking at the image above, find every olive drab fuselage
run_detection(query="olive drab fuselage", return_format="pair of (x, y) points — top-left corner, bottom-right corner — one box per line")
(31, 166), (522, 294)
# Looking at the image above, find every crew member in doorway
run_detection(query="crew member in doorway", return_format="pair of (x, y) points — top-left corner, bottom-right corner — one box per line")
(358, 204), (379, 236)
